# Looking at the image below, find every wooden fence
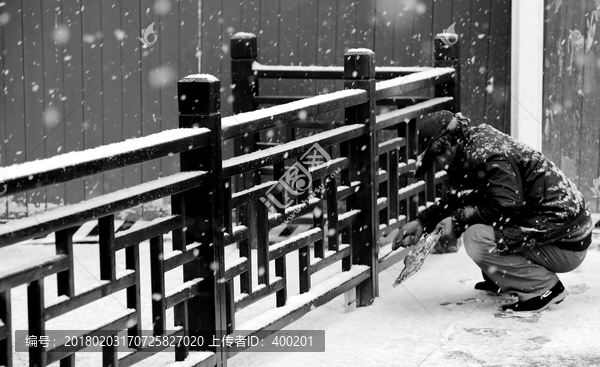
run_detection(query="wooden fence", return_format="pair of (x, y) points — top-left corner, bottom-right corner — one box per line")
(0, 34), (459, 367)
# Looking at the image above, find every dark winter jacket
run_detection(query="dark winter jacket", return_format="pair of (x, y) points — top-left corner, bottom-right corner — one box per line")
(417, 123), (593, 254)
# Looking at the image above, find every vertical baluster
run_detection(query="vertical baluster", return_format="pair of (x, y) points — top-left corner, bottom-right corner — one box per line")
(340, 141), (353, 272)
(275, 256), (287, 306)
(389, 148), (399, 223)
(327, 175), (339, 252)
(0, 290), (11, 367)
(150, 235), (166, 335)
(254, 203), (269, 286)
(27, 279), (45, 367)
(98, 214), (117, 366)
(378, 152), (389, 227)
(174, 300), (189, 361)
(55, 228), (75, 367)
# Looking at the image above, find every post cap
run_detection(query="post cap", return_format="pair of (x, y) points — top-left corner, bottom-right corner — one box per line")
(178, 74), (220, 114)
(343, 48), (376, 79)
(231, 32), (258, 59)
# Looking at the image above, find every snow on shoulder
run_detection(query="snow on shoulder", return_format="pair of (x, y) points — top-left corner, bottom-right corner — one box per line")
(181, 74), (219, 83)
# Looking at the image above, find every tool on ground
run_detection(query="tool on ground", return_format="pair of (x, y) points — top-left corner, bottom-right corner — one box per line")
(393, 228), (444, 287)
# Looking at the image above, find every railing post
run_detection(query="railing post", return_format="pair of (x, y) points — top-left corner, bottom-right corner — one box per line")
(230, 32), (260, 190)
(177, 75), (227, 366)
(344, 48), (379, 306)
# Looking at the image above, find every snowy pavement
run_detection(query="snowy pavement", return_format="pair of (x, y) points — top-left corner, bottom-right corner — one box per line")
(2, 237), (599, 366)
(230, 240), (600, 367)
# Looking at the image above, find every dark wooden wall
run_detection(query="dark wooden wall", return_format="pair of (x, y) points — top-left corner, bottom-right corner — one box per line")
(0, 0), (199, 218)
(0, 0), (511, 219)
(201, 0), (511, 129)
(543, 0), (600, 212)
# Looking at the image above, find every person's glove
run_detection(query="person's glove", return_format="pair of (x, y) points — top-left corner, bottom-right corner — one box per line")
(435, 217), (457, 241)
(392, 220), (424, 250)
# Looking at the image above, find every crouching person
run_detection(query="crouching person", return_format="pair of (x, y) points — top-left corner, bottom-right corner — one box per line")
(392, 110), (593, 315)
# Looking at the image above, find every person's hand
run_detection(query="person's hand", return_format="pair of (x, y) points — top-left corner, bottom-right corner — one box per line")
(392, 220), (424, 250)
(435, 217), (456, 241)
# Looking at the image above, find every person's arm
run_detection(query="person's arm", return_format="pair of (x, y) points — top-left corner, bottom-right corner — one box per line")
(450, 157), (525, 236)
(416, 180), (460, 233)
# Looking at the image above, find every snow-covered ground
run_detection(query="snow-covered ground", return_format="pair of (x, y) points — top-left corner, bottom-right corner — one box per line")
(2, 236), (599, 366)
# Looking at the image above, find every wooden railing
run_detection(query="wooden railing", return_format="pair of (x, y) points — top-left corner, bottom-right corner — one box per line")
(0, 33), (459, 367)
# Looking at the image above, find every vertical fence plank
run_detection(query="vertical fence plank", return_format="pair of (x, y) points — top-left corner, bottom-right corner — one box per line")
(374, 0), (396, 67)
(81, 0), (104, 200)
(560, 0), (586, 185)
(344, 49), (378, 306)
(22, 0), (46, 215)
(578, 0), (600, 212)
(297, 0), (318, 95)
(316, 0), (337, 97)
(140, 0), (161, 189)
(62, 0), (85, 205)
(178, 75), (227, 364)
(222, 0), (243, 118)
(467, 0), (492, 125)
(42, 1), (66, 210)
(452, 0), (473, 121)
(259, 0), (280, 96)
(393, 0), (414, 67)
(486, 0), (510, 133)
(55, 228), (75, 298)
(101, 0), (124, 195)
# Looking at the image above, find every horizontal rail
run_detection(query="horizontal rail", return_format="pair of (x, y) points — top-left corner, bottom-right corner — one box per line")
(310, 245), (351, 274)
(46, 310), (137, 365)
(165, 278), (203, 309)
(374, 68), (455, 101)
(376, 97), (455, 131)
(231, 181), (277, 208)
(0, 255), (68, 291)
(0, 128), (210, 197)
(221, 89), (367, 140)
(223, 125), (366, 177)
(338, 209), (361, 230)
(164, 243), (203, 272)
(235, 277), (285, 312)
(252, 62), (432, 79)
(0, 171), (207, 247)
(269, 228), (323, 261)
(229, 266), (369, 358)
(224, 257), (249, 280)
(378, 137), (405, 155)
(223, 225), (248, 246)
(45, 271), (136, 320)
(115, 215), (183, 251)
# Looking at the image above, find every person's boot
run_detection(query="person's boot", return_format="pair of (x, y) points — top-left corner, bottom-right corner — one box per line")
(474, 279), (501, 293)
(501, 280), (568, 314)
(474, 271), (501, 293)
